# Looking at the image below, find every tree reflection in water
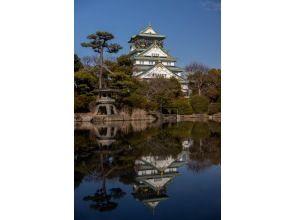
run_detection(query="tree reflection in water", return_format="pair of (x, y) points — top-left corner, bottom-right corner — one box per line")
(79, 125), (129, 212)
(75, 120), (220, 212)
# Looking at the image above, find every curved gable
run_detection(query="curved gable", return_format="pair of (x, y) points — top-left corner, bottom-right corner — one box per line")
(143, 46), (168, 57)
(142, 27), (156, 34)
(140, 64), (183, 81)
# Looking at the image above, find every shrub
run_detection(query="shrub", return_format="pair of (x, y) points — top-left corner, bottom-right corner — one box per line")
(74, 71), (98, 95)
(208, 103), (221, 115)
(123, 94), (158, 111)
(170, 98), (193, 115)
(117, 54), (132, 66)
(124, 94), (148, 109)
(74, 95), (96, 113)
(144, 101), (158, 111)
(190, 95), (209, 113)
(74, 54), (83, 72)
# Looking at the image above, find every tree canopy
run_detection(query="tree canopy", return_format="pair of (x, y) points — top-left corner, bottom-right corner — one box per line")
(81, 32), (122, 54)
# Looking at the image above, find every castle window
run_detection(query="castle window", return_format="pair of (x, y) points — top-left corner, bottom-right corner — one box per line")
(152, 53), (159, 57)
(149, 61), (154, 65)
(139, 60), (144, 65)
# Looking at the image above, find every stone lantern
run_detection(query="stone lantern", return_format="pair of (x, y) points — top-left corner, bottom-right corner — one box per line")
(93, 89), (119, 115)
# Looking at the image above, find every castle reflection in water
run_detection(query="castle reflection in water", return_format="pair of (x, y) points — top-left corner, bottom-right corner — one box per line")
(133, 143), (191, 211)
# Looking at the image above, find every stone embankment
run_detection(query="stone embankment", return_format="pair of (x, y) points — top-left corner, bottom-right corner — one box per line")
(74, 109), (221, 123)
(75, 109), (156, 123)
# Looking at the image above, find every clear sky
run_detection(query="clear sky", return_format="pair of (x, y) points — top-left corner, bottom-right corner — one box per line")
(75, 0), (220, 68)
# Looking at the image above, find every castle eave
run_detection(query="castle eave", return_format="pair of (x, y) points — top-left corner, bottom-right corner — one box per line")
(133, 56), (176, 62)
(128, 34), (165, 43)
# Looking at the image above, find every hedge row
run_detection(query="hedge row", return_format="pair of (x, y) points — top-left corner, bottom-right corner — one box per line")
(170, 96), (220, 115)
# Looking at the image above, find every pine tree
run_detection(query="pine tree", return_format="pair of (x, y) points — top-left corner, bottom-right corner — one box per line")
(81, 32), (122, 89)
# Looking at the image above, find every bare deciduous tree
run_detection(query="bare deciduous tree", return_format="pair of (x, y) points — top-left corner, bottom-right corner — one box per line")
(82, 55), (99, 68)
(188, 71), (208, 96)
(185, 62), (209, 74)
(186, 62), (210, 96)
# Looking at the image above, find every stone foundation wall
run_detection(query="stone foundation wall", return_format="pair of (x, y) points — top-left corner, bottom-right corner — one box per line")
(74, 108), (156, 123)
(178, 113), (209, 121)
(74, 111), (221, 123)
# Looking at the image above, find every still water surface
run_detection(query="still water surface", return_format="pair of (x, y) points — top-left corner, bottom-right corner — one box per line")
(75, 121), (220, 220)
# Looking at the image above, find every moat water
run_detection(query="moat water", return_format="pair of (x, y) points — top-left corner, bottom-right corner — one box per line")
(75, 121), (221, 220)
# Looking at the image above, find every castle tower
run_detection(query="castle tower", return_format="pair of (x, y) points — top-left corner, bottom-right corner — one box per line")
(128, 25), (189, 95)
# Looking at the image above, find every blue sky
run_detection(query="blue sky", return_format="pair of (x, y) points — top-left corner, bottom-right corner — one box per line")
(75, 0), (220, 68)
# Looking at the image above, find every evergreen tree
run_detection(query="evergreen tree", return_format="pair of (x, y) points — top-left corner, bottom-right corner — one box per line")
(74, 54), (83, 72)
(81, 31), (122, 89)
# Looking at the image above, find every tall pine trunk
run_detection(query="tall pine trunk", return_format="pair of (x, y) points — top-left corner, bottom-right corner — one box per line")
(99, 47), (104, 89)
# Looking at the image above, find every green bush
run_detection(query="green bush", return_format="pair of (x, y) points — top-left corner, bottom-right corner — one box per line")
(74, 54), (83, 72)
(144, 101), (158, 111)
(124, 94), (148, 109)
(117, 54), (132, 66)
(208, 103), (221, 115)
(74, 95), (96, 113)
(74, 71), (98, 95)
(190, 95), (209, 113)
(170, 98), (193, 115)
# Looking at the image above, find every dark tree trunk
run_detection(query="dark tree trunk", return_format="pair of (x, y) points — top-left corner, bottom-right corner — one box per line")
(99, 47), (104, 89)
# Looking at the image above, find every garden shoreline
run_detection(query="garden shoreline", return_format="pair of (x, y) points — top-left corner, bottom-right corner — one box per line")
(74, 111), (221, 123)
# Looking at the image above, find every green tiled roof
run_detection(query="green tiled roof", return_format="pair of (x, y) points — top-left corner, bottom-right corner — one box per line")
(132, 56), (176, 62)
(134, 64), (184, 73)
(128, 25), (166, 43)
(166, 66), (184, 72)
(129, 48), (145, 56)
(128, 34), (165, 43)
